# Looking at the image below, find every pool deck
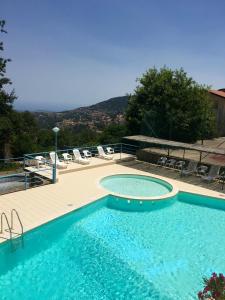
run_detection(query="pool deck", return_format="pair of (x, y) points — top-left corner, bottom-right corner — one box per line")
(1, 156), (225, 243)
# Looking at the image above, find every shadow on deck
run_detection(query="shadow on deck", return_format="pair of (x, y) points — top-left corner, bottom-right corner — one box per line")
(118, 160), (225, 194)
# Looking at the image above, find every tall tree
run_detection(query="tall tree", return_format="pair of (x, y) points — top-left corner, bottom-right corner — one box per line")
(0, 20), (17, 157)
(126, 67), (216, 143)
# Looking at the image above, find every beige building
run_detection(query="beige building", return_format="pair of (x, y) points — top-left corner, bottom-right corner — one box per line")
(209, 88), (225, 136)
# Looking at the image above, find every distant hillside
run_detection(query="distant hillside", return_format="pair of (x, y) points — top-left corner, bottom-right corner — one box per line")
(33, 96), (129, 130)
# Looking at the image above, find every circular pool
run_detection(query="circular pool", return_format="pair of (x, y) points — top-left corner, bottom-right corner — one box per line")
(100, 174), (173, 198)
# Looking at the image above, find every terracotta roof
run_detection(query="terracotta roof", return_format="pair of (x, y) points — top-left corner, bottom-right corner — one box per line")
(209, 90), (225, 99)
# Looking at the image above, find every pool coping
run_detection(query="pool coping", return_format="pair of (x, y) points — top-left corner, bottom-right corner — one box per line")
(97, 173), (179, 201)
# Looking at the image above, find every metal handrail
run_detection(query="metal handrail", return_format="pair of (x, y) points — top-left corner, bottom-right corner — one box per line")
(11, 209), (24, 236)
(0, 212), (12, 240)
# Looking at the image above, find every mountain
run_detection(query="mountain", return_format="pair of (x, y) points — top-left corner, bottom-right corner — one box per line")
(33, 96), (129, 130)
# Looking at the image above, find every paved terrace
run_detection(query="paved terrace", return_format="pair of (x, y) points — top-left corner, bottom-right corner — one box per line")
(1, 156), (225, 243)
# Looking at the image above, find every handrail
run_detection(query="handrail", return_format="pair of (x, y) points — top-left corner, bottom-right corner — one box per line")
(24, 142), (140, 157)
(11, 209), (24, 236)
(0, 212), (12, 240)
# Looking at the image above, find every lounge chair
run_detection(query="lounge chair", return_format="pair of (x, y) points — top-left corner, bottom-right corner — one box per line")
(106, 147), (114, 154)
(83, 150), (92, 159)
(49, 152), (67, 169)
(62, 153), (73, 163)
(73, 149), (90, 164)
(165, 159), (176, 168)
(157, 157), (167, 166)
(175, 160), (185, 170)
(35, 156), (46, 169)
(197, 165), (208, 176)
(97, 146), (113, 160)
(201, 165), (220, 183)
(180, 160), (198, 176)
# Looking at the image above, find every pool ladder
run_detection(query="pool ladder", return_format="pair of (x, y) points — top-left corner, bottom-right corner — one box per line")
(0, 209), (24, 251)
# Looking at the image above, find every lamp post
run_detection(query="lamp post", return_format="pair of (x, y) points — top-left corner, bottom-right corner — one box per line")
(52, 127), (60, 183)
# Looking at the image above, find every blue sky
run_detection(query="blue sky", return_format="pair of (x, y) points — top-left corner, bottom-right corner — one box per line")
(1, 0), (225, 111)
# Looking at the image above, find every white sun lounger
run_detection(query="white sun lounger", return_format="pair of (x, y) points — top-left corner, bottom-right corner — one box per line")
(97, 146), (113, 160)
(49, 152), (67, 169)
(83, 150), (92, 159)
(73, 149), (90, 164)
(180, 160), (198, 176)
(106, 147), (114, 154)
(62, 153), (73, 163)
(201, 165), (220, 183)
(34, 156), (46, 169)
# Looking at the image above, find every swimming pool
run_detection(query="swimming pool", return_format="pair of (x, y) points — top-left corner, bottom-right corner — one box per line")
(0, 192), (225, 299)
(100, 174), (173, 198)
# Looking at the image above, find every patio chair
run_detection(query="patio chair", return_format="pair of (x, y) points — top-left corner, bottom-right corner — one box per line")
(201, 165), (221, 183)
(165, 159), (176, 168)
(157, 156), (167, 166)
(106, 147), (114, 154)
(62, 153), (73, 163)
(49, 152), (67, 169)
(174, 160), (185, 170)
(73, 149), (90, 165)
(34, 156), (46, 169)
(197, 165), (208, 176)
(180, 160), (198, 176)
(97, 146), (113, 160)
(83, 150), (92, 159)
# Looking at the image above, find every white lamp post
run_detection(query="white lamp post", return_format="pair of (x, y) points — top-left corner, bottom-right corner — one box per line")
(52, 127), (60, 183)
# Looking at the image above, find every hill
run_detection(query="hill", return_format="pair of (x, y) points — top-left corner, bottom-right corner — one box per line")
(33, 96), (129, 130)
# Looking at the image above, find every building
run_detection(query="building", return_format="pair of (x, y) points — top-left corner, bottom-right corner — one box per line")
(209, 88), (225, 136)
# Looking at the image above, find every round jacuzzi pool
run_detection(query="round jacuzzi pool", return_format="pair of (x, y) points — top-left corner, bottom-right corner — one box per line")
(100, 174), (173, 198)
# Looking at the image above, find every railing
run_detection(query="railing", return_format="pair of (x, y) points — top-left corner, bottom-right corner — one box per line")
(0, 155), (53, 195)
(0, 143), (140, 195)
(0, 209), (24, 251)
(0, 212), (12, 240)
(25, 143), (140, 159)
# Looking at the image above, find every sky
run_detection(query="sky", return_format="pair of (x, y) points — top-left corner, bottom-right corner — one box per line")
(1, 0), (225, 111)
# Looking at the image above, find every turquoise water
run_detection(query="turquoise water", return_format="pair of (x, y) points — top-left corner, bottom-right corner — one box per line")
(100, 174), (172, 197)
(0, 194), (225, 299)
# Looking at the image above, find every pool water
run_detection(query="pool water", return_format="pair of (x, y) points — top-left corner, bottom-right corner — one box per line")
(100, 174), (172, 197)
(0, 194), (225, 299)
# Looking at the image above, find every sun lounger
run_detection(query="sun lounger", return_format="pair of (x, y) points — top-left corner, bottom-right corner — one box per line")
(97, 146), (113, 160)
(201, 165), (220, 183)
(83, 150), (92, 159)
(180, 160), (198, 176)
(106, 147), (114, 154)
(73, 149), (90, 164)
(35, 156), (46, 169)
(175, 160), (185, 170)
(157, 157), (167, 166)
(49, 152), (67, 169)
(165, 159), (176, 168)
(197, 165), (208, 176)
(62, 153), (73, 163)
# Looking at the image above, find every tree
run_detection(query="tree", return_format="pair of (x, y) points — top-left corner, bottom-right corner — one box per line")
(0, 20), (17, 157)
(98, 124), (128, 144)
(126, 67), (216, 143)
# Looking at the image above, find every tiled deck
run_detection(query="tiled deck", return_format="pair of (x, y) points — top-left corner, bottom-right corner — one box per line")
(1, 158), (225, 243)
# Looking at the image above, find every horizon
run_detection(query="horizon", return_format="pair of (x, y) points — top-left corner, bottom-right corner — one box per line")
(2, 0), (225, 111)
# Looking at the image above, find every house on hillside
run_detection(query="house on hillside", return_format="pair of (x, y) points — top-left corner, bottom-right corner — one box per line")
(209, 88), (225, 136)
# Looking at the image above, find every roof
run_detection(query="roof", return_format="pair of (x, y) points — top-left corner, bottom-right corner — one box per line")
(123, 135), (225, 155)
(209, 90), (225, 99)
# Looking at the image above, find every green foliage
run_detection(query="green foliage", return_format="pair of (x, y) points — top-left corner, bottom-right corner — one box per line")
(0, 20), (17, 157)
(0, 21), (40, 158)
(98, 124), (128, 144)
(126, 66), (216, 143)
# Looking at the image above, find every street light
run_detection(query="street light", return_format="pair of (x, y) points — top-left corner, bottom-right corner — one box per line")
(52, 127), (60, 183)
